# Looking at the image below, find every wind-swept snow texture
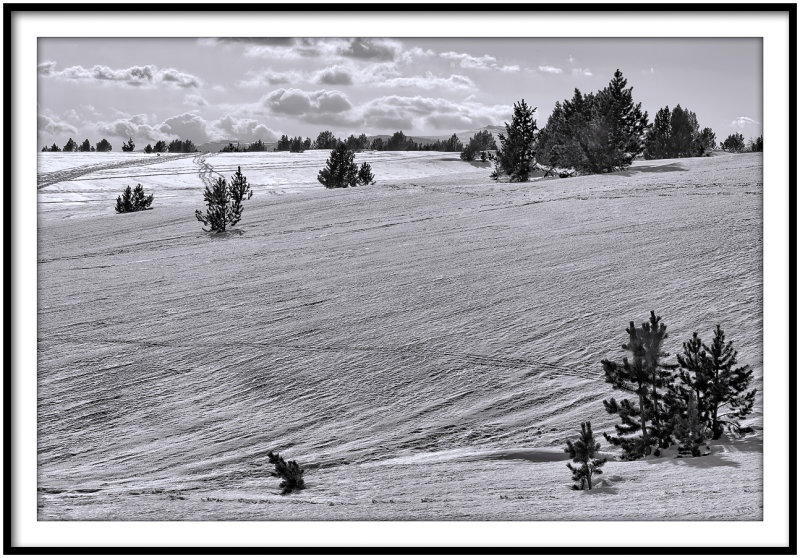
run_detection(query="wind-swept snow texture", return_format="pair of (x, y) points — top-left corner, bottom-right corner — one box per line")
(38, 151), (762, 520)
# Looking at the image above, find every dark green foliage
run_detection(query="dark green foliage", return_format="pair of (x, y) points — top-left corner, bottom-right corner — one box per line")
(267, 451), (305, 495)
(721, 133), (745, 153)
(675, 326), (756, 439)
(536, 70), (648, 174)
(153, 140), (168, 153)
(670, 390), (710, 457)
(386, 131), (418, 151)
(275, 136), (305, 152)
(194, 166), (253, 232)
(749, 135), (763, 152)
(344, 133), (370, 152)
(63, 138), (77, 152)
(370, 137), (384, 151)
(144, 144), (153, 154)
(602, 311), (675, 459)
(425, 133), (463, 152)
(314, 130), (339, 150)
(79, 139), (92, 152)
(247, 139), (268, 152)
(168, 139), (197, 153)
(43, 143), (61, 152)
(115, 183), (153, 213)
(643, 105), (714, 159)
(494, 99), (537, 182)
(461, 130), (497, 161)
(564, 421), (606, 490)
(318, 144), (358, 188)
(357, 162), (375, 185)
(121, 137), (135, 152)
(96, 138), (113, 152)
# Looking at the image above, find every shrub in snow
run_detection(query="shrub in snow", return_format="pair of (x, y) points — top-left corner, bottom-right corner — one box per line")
(318, 144), (359, 188)
(195, 166), (252, 232)
(670, 390), (710, 457)
(115, 184), (153, 213)
(564, 421), (606, 490)
(267, 451), (305, 495)
(674, 325), (756, 440)
(602, 311), (674, 459)
(357, 162), (375, 185)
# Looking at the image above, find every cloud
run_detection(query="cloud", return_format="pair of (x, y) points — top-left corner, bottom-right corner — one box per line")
(213, 114), (279, 142)
(337, 38), (402, 61)
(440, 51), (519, 72)
(184, 94), (208, 107)
(380, 72), (475, 91)
(37, 61), (56, 76)
(358, 95), (512, 131)
(158, 112), (214, 142)
(263, 88), (353, 116)
(236, 69), (303, 87)
(97, 114), (162, 142)
(40, 63), (201, 88)
(213, 38), (407, 63)
(571, 68), (593, 77)
(730, 116), (760, 129)
(538, 65), (563, 75)
(38, 114), (77, 137)
(314, 66), (354, 86)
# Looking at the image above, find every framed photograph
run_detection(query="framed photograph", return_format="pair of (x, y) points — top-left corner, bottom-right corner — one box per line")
(5, 3), (795, 552)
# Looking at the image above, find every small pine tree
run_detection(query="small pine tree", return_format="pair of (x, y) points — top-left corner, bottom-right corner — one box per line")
(676, 326), (756, 439)
(602, 311), (675, 459)
(318, 144), (358, 188)
(121, 137), (135, 152)
(564, 421), (606, 490)
(115, 186), (134, 213)
(144, 144), (153, 154)
(63, 138), (77, 152)
(671, 390), (710, 457)
(357, 162), (375, 185)
(115, 184), (153, 213)
(267, 451), (305, 495)
(79, 139), (92, 152)
(494, 99), (537, 182)
(721, 133), (745, 153)
(96, 138), (112, 152)
(460, 143), (478, 162)
(195, 166), (252, 232)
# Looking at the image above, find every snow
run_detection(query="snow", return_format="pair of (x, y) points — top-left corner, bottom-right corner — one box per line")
(37, 151), (762, 520)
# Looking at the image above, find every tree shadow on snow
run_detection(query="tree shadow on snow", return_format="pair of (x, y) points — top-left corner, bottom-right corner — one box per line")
(615, 162), (687, 177)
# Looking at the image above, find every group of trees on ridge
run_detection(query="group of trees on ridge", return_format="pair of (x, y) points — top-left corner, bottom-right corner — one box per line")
(42, 137), (198, 153)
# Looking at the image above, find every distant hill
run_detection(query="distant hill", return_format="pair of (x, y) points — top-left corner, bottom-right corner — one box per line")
(196, 140), (278, 153)
(367, 125), (504, 147)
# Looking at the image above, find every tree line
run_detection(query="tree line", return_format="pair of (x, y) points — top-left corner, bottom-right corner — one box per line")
(42, 137), (198, 153)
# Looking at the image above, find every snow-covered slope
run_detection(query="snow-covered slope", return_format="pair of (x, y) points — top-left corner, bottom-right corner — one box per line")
(37, 152), (763, 520)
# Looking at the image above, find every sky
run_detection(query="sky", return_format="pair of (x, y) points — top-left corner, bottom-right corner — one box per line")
(37, 37), (762, 149)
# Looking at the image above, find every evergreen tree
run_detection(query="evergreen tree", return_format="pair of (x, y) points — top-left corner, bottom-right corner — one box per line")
(63, 138), (77, 152)
(195, 166), (253, 232)
(602, 311), (675, 459)
(564, 421), (606, 490)
(460, 143), (478, 161)
(267, 451), (305, 495)
(131, 183), (154, 210)
(79, 139), (92, 152)
(643, 106), (672, 160)
(357, 162), (375, 185)
(96, 138), (112, 152)
(303, 137), (312, 150)
(144, 144), (153, 154)
(494, 99), (537, 182)
(721, 133), (745, 152)
(675, 326), (756, 439)
(314, 130), (338, 150)
(289, 136), (306, 153)
(49, 143), (61, 152)
(748, 135), (763, 152)
(153, 140), (167, 153)
(246, 139), (267, 152)
(275, 134), (291, 151)
(671, 390), (710, 457)
(598, 69), (649, 169)
(115, 185), (134, 213)
(317, 144), (358, 188)
(115, 183), (153, 213)
(370, 137), (384, 151)
(695, 127), (716, 156)
(387, 131), (416, 151)
(121, 137), (136, 152)
(442, 133), (464, 152)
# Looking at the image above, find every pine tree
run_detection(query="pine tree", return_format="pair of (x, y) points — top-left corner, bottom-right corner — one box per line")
(602, 311), (675, 459)
(153, 140), (167, 153)
(564, 421), (606, 490)
(317, 144), (358, 188)
(63, 138), (77, 152)
(195, 166), (252, 232)
(267, 451), (305, 495)
(643, 106), (672, 160)
(721, 133), (745, 152)
(599, 69), (649, 169)
(121, 137), (136, 152)
(131, 184), (154, 210)
(144, 144), (153, 154)
(357, 162), (375, 185)
(494, 99), (537, 182)
(676, 326), (756, 439)
(695, 127), (716, 156)
(314, 130), (338, 150)
(671, 390), (710, 457)
(115, 186), (134, 213)
(49, 142), (61, 152)
(79, 139), (92, 152)
(96, 138), (112, 152)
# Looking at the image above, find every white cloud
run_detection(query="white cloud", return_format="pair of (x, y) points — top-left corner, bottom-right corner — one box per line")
(159, 112), (212, 141)
(213, 114), (279, 142)
(38, 114), (77, 137)
(236, 69), (304, 88)
(571, 68), (593, 77)
(97, 114), (162, 142)
(184, 94), (208, 107)
(730, 116), (760, 129)
(440, 51), (519, 72)
(263, 88), (353, 116)
(40, 63), (201, 88)
(380, 72), (475, 91)
(538, 65), (563, 75)
(358, 95), (512, 131)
